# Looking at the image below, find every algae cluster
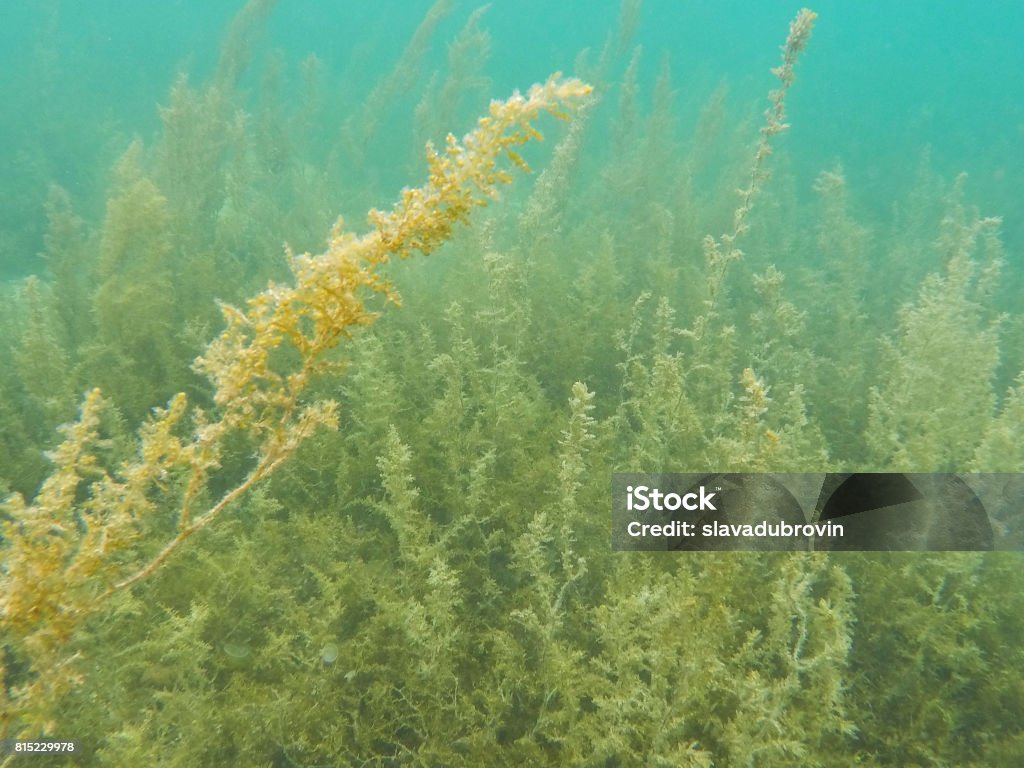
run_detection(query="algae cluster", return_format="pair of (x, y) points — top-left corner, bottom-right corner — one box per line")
(2, 1), (1023, 765)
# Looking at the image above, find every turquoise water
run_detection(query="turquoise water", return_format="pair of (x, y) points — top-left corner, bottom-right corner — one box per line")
(2, 1), (1022, 277)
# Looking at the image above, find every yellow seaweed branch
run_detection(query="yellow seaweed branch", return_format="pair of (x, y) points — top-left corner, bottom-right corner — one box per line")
(0, 74), (591, 735)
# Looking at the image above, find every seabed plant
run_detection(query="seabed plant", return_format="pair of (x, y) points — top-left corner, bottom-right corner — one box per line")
(1, 2), (1023, 765)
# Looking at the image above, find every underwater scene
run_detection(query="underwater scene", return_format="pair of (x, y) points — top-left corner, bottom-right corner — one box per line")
(2, 0), (1023, 765)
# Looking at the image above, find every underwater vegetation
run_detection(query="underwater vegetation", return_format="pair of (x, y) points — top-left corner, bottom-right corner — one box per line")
(1, 1), (1023, 765)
